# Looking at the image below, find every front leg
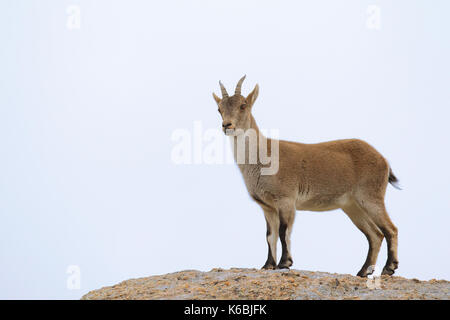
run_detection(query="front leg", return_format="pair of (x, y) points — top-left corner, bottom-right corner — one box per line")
(277, 201), (296, 269)
(262, 208), (279, 270)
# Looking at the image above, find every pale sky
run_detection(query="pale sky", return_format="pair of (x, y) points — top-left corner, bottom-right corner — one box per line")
(0, 0), (449, 299)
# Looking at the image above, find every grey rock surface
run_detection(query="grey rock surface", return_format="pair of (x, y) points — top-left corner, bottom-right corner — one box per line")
(81, 268), (449, 300)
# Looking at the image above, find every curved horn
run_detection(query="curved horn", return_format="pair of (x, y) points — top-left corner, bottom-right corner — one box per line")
(219, 81), (229, 98)
(235, 75), (246, 96)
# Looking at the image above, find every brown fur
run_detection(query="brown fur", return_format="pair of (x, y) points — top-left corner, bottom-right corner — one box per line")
(213, 76), (399, 277)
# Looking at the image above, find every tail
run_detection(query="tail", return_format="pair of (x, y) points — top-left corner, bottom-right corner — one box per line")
(388, 167), (401, 190)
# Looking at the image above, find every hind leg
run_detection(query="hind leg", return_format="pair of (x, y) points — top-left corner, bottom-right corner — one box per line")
(277, 201), (296, 269)
(356, 197), (399, 275)
(342, 201), (384, 277)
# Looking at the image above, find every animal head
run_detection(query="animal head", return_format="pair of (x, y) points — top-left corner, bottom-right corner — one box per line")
(212, 75), (259, 135)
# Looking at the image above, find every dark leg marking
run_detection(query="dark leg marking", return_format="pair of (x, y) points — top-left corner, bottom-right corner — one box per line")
(262, 221), (277, 269)
(277, 220), (293, 269)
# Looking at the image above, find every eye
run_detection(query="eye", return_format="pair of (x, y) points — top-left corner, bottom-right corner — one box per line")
(240, 104), (246, 110)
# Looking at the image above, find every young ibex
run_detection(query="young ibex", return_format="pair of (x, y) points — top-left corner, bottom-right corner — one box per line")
(213, 76), (400, 277)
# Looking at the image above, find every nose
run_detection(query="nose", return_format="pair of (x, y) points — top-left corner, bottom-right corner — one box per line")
(222, 122), (232, 129)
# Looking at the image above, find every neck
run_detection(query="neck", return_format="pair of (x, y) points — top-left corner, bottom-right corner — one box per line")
(230, 114), (268, 166)
(249, 114), (261, 135)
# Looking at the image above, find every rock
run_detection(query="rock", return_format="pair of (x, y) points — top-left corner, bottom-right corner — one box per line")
(81, 268), (449, 300)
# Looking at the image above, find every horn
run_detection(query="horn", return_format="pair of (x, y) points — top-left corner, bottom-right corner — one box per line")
(235, 75), (246, 96)
(219, 81), (229, 98)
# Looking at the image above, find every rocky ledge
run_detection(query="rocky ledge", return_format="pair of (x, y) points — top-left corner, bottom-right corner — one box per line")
(81, 268), (449, 300)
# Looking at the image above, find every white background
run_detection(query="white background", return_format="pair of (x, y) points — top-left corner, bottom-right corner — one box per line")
(0, 0), (449, 299)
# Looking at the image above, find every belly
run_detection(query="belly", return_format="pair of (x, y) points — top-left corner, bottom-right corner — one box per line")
(295, 193), (349, 212)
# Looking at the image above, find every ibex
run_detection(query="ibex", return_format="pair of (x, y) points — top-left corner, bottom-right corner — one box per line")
(212, 76), (400, 277)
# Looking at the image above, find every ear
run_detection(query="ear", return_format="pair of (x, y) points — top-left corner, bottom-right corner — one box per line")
(212, 92), (221, 105)
(246, 84), (259, 106)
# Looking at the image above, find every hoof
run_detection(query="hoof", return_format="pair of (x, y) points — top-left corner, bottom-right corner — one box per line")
(277, 258), (293, 270)
(277, 266), (290, 270)
(261, 263), (277, 270)
(381, 267), (395, 276)
(356, 264), (376, 278)
(356, 269), (373, 278)
(382, 261), (398, 276)
(356, 270), (368, 278)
